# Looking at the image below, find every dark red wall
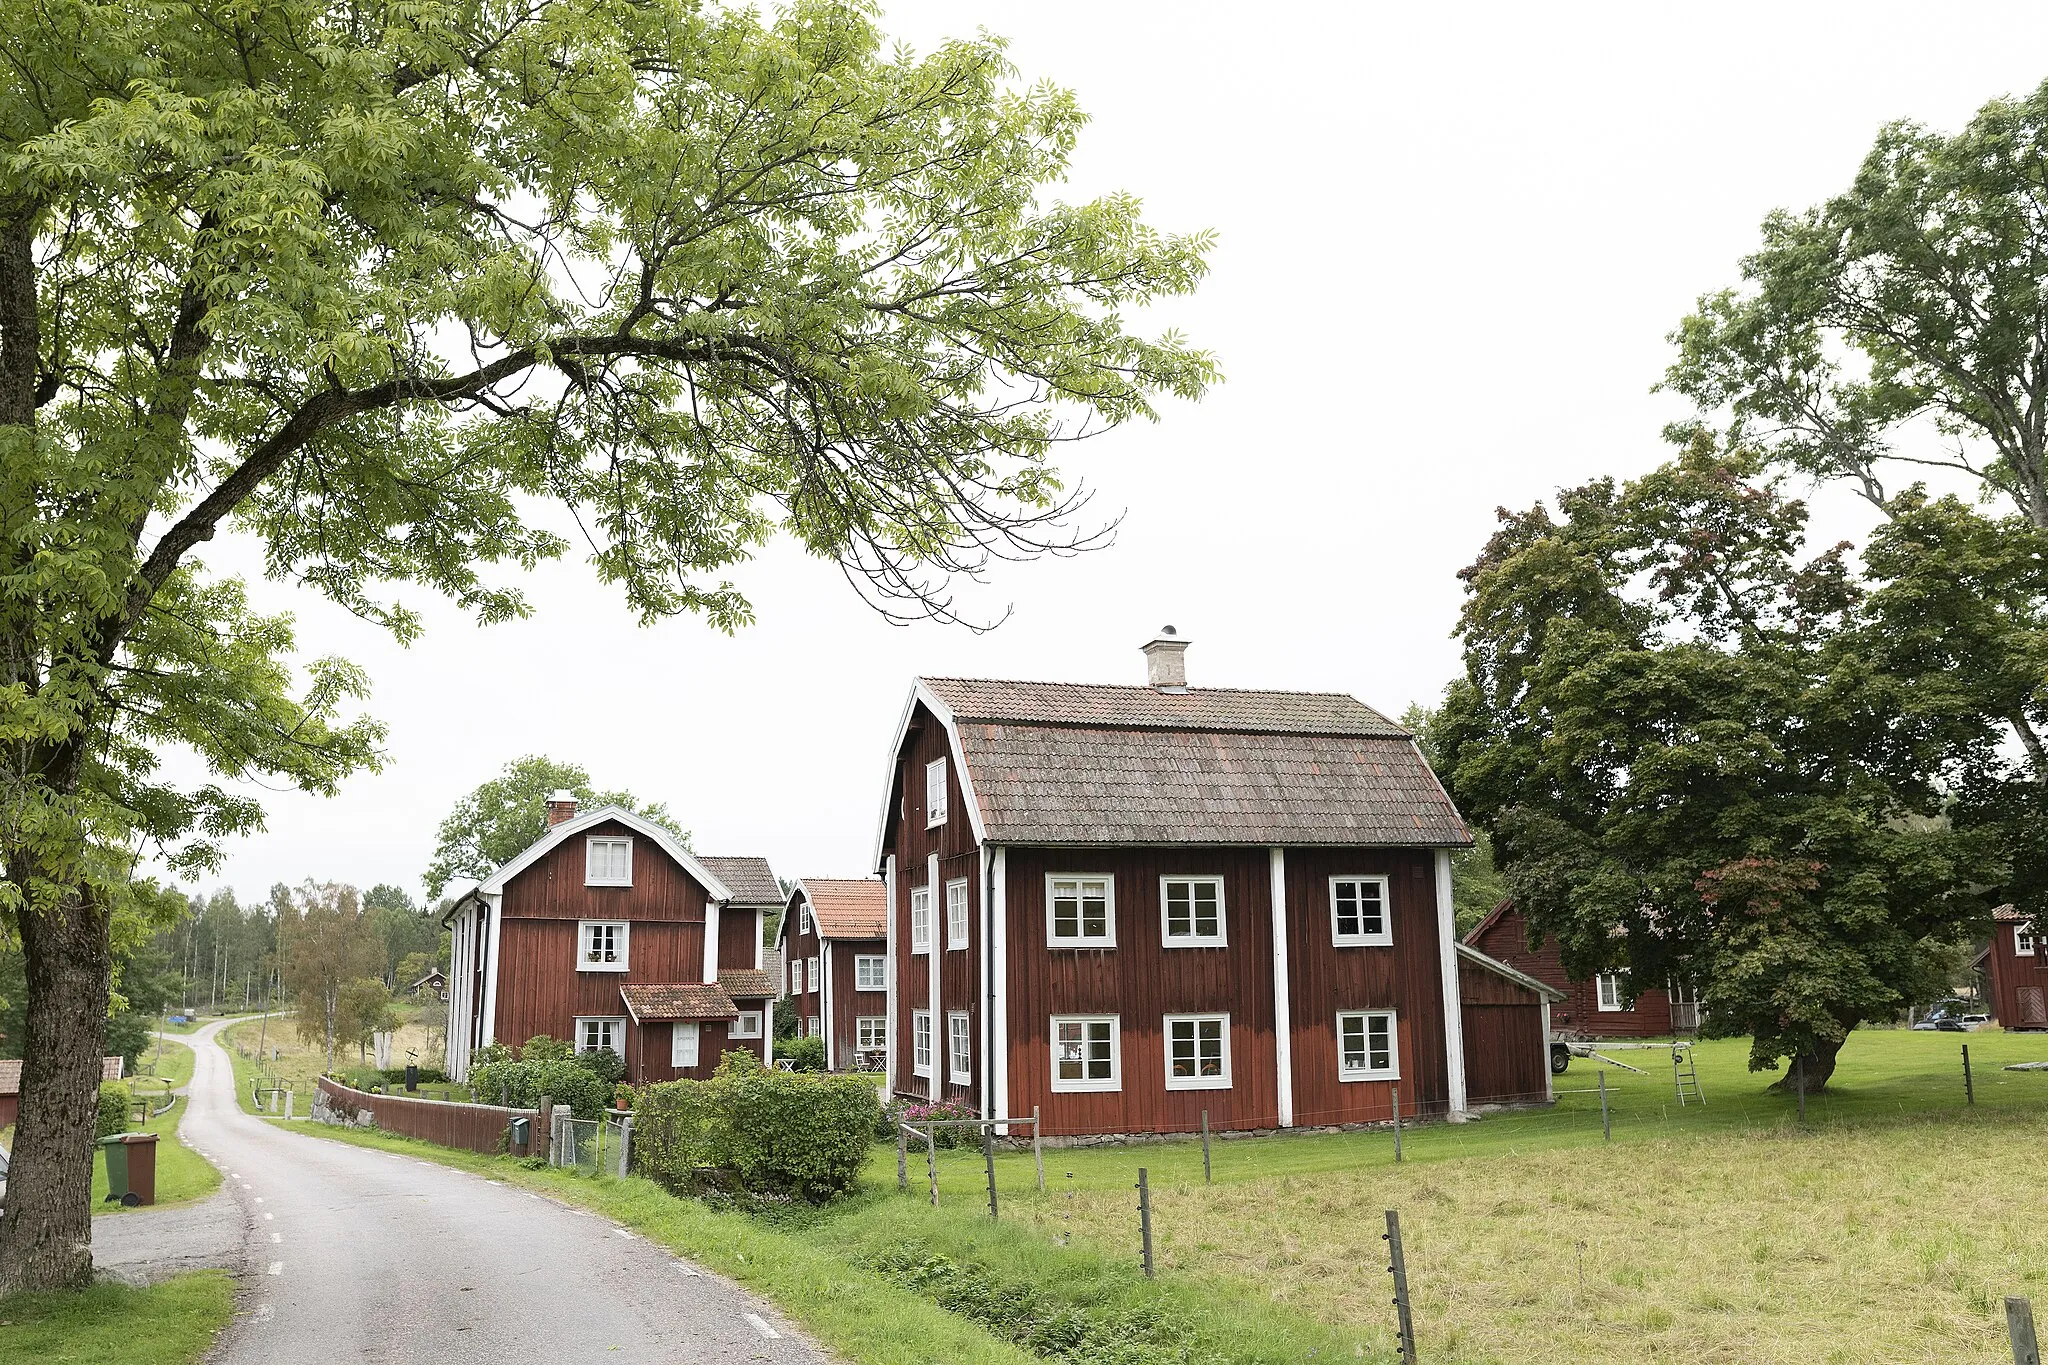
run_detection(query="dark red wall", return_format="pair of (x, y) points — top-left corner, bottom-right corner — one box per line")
(889, 706), (984, 1107)
(1987, 923), (2048, 1029)
(1469, 904), (1673, 1038)
(1458, 955), (1549, 1105)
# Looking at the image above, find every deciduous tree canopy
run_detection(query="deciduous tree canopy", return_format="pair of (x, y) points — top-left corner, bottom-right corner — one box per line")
(424, 755), (674, 898)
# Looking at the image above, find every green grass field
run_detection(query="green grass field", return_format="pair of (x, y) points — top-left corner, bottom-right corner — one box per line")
(0, 1271), (232, 1364)
(93, 1039), (219, 1214)
(220, 1011), (465, 1116)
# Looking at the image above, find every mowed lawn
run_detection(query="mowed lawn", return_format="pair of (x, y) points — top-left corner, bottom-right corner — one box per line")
(93, 1038), (219, 1213)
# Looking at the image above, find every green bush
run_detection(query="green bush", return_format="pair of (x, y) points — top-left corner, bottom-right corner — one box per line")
(95, 1081), (131, 1138)
(774, 1034), (825, 1072)
(520, 1034), (573, 1062)
(471, 1042), (514, 1068)
(574, 1046), (625, 1087)
(467, 1057), (609, 1119)
(635, 1049), (881, 1201)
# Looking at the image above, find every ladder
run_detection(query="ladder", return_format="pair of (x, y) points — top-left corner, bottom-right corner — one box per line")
(1672, 1046), (1705, 1106)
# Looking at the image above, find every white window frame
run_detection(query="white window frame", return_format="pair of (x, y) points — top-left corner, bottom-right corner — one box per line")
(1050, 1014), (1121, 1093)
(910, 885), (933, 954)
(730, 1011), (763, 1040)
(1046, 874), (1116, 949)
(584, 836), (633, 887)
(577, 920), (630, 973)
(855, 954), (887, 991)
(575, 1016), (626, 1057)
(2018, 925), (2038, 958)
(1160, 876), (1227, 948)
(1336, 1010), (1398, 1082)
(788, 959), (800, 994)
(671, 1022), (700, 1068)
(912, 1009), (933, 1077)
(856, 1016), (888, 1052)
(806, 1015), (820, 1038)
(808, 955), (821, 988)
(947, 1010), (973, 1084)
(946, 878), (970, 950)
(1163, 1013), (1232, 1090)
(1596, 972), (1626, 1011)
(1329, 875), (1392, 947)
(797, 904), (811, 936)
(926, 757), (949, 827)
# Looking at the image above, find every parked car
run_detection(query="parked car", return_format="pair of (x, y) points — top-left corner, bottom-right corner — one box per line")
(1913, 998), (1975, 1030)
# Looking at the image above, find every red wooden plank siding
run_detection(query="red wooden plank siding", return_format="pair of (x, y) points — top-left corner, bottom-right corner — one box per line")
(718, 907), (760, 974)
(1457, 956), (1549, 1105)
(317, 1077), (535, 1155)
(499, 818), (711, 923)
(1470, 904), (1672, 1038)
(787, 907), (822, 1036)
(1987, 921), (2048, 1029)
(890, 707), (982, 1103)
(830, 938), (886, 1070)
(627, 1019), (764, 1084)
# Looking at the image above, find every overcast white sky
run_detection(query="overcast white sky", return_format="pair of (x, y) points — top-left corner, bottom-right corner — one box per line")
(178, 2), (2048, 909)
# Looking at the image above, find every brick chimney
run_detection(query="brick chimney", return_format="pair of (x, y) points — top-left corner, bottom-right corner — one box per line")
(546, 790), (579, 827)
(1141, 625), (1189, 691)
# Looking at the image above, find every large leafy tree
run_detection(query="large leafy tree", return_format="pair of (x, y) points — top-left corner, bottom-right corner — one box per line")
(423, 755), (673, 899)
(0, 0), (1213, 1290)
(1437, 443), (1992, 1093)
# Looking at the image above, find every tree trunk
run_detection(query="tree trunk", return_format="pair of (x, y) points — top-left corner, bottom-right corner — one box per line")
(0, 888), (113, 1294)
(1767, 1034), (1845, 1096)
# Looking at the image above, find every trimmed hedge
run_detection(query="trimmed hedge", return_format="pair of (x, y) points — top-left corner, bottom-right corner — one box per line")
(636, 1050), (880, 1201)
(774, 1034), (825, 1072)
(467, 1057), (610, 1120)
(96, 1081), (131, 1138)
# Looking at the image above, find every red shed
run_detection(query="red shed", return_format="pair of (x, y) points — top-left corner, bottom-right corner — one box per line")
(1985, 905), (2048, 1030)
(1465, 899), (1700, 1039)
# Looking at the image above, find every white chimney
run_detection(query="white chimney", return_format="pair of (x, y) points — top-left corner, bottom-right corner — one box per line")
(1141, 625), (1190, 691)
(546, 790), (579, 827)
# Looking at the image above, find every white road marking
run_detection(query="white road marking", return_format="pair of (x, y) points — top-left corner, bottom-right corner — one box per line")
(743, 1313), (781, 1340)
(263, 1212), (273, 1220)
(270, 1232), (282, 1243)
(267, 1261), (284, 1276)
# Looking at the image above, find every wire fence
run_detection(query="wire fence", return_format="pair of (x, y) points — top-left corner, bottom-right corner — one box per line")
(552, 1113), (633, 1176)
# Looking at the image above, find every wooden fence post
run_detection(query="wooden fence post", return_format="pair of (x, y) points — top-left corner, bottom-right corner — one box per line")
(1964, 1044), (1976, 1106)
(983, 1124), (999, 1219)
(536, 1096), (553, 1163)
(1201, 1110), (1212, 1184)
(1033, 1105), (1045, 1194)
(1391, 1085), (1402, 1163)
(897, 1124), (909, 1193)
(2010, 1295), (2041, 1365)
(1384, 1209), (1417, 1365)
(925, 1128), (939, 1207)
(1136, 1168), (1154, 1279)
(1598, 1071), (1610, 1142)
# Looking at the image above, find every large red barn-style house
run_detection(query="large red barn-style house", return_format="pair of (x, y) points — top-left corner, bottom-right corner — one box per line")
(776, 878), (889, 1071)
(443, 793), (784, 1083)
(1984, 905), (2048, 1030)
(873, 628), (1559, 1140)
(1464, 900), (1703, 1042)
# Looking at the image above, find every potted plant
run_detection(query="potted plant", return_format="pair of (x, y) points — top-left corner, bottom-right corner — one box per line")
(613, 1083), (634, 1112)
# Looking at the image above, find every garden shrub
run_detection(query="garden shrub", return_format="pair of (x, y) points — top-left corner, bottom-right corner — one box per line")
(95, 1081), (131, 1139)
(467, 1056), (609, 1119)
(634, 1049), (881, 1201)
(520, 1034), (573, 1062)
(883, 1097), (980, 1148)
(774, 1034), (825, 1072)
(470, 1042), (514, 1068)
(574, 1045), (625, 1087)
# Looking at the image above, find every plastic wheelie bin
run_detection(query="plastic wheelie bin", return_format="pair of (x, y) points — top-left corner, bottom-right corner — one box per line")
(98, 1133), (129, 1204)
(98, 1132), (158, 1206)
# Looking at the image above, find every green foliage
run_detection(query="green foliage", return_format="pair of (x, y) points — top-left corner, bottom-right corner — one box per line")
(519, 1035), (573, 1063)
(470, 1043), (514, 1070)
(94, 1082), (130, 1139)
(774, 1034), (826, 1072)
(574, 1046), (626, 1088)
(425, 758), (679, 898)
(635, 1051), (881, 1200)
(467, 1057), (610, 1121)
(773, 996), (800, 1041)
(1402, 702), (1510, 932)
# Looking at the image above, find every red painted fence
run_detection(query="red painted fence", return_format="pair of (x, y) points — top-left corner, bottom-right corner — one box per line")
(316, 1077), (537, 1156)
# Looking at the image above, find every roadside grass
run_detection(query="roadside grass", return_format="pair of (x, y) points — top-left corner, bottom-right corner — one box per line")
(91, 1038), (218, 1215)
(134, 1034), (196, 1091)
(0, 1270), (233, 1364)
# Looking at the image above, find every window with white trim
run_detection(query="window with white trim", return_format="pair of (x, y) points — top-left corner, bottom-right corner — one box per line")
(1330, 876), (1390, 946)
(789, 959), (800, 994)
(798, 903), (811, 936)
(585, 836), (633, 887)
(910, 885), (933, 954)
(912, 1009), (933, 1077)
(1164, 1013), (1231, 1089)
(1595, 972), (1626, 1011)
(730, 1011), (763, 1039)
(808, 955), (821, 988)
(856, 1016), (888, 1052)
(946, 879), (970, 950)
(926, 757), (949, 827)
(576, 1016), (626, 1057)
(1161, 877), (1226, 947)
(2018, 925), (2038, 957)
(806, 1015), (820, 1038)
(1051, 1015), (1120, 1092)
(1336, 1010), (1397, 1081)
(855, 954), (887, 991)
(948, 1011), (973, 1083)
(1047, 875), (1115, 948)
(577, 920), (630, 972)
(671, 1022), (700, 1068)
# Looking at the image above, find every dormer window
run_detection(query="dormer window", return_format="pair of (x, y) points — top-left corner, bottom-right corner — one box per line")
(578, 920), (629, 972)
(586, 836), (632, 887)
(925, 758), (949, 827)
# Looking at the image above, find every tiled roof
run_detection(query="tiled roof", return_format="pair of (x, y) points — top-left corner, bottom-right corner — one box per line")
(924, 677), (1410, 737)
(1993, 904), (2031, 923)
(0, 1056), (121, 1096)
(760, 948), (784, 998)
(799, 878), (887, 939)
(619, 983), (737, 1023)
(717, 968), (777, 1000)
(699, 855), (782, 906)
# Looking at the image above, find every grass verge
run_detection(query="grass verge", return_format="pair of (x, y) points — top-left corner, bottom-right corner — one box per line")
(219, 1012), (466, 1115)
(94, 1039), (218, 1215)
(0, 1271), (233, 1364)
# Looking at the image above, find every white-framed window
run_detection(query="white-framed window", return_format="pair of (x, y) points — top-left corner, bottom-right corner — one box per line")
(926, 757), (949, 827)
(730, 1011), (763, 1039)
(912, 1009), (933, 1077)
(1047, 875), (1115, 948)
(1161, 876), (1226, 947)
(910, 885), (933, 954)
(1596, 972), (1626, 1011)
(2018, 925), (2038, 958)
(789, 959), (800, 994)
(946, 879), (970, 950)
(1330, 876), (1391, 947)
(671, 1022), (700, 1068)
(577, 920), (630, 972)
(575, 1016), (626, 1057)
(1164, 1013), (1231, 1090)
(585, 836), (633, 887)
(948, 1011), (973, 1083)
(1337, 1010), (1398, 1082)
(1051, 1015), (1120, 1092)
(808, 955), (821, 989)
(856, 1016), (888, 1052)
(797, 903), (811, 936)
(855, 954), (887, 991)
(806, 1015), (820, 1038)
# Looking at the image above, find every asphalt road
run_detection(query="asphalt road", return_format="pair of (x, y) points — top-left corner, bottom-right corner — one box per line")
(176, 1019), (826, 1364)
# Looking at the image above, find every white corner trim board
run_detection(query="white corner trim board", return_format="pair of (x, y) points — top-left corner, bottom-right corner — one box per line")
(1434, 848), (1468, 1117)
(1269, 848), (1293, 1128)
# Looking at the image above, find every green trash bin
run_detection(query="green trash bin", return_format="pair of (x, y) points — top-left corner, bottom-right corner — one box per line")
(99, 1133), (130, 1204)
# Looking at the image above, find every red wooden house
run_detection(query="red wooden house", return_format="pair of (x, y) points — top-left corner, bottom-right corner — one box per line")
(776, 878), (889, 1071)
(1985, 905), (2048, 1030)
(873, 628), (1557, 1139)
(443, 794), (784, 1083)
(1464, 899), (1700, 1040)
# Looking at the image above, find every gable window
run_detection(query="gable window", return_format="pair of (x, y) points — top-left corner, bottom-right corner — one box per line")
(1164, 1014), (1231, 1090)
(1047, 875), (1115, 948)
(585, 836), (633, 887)
(1330, 876), (1391, 947)
(671, 1022), (700, 1068)
(910, 885), (933, 954)
(1051, 1015), (1120, 1092)
(576, 1016), (626, 1058)
(926, 758), (949, 827)
(798, 903), (812, 936)
(855, 954), (887, 991)
(912, 1009), (933, 1077)
(578, 921), (630, 972)
(1596, 973), (1626, 1011)
(1161, 877), (1226, 947)
(946, 879), (970, 950)
(1337, 1010), (1397, 1081)
(856, 1016), (888, 1052)
(2018, 925), (2038, 957)
(730, 1011), (763, 1040)
(948, 1011), (973, 1084)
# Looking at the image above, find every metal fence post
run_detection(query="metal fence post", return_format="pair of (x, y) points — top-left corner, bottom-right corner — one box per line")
(1598, 1071), (1610, 1141)
(1136, 1168), (1154, 1279)
(1391, 1085), (1402, 1163)
(2009, 1295), (2041, 1365)
(1964, 1044), (1976, 1106)
(1384, 1209), (1417, 1365)
(925, 1128), (939, 1207)
(1033, 1105), (1045, 1194)
(983, 1124), (999, 1219)
(1201, 1110), (1212, 1184)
